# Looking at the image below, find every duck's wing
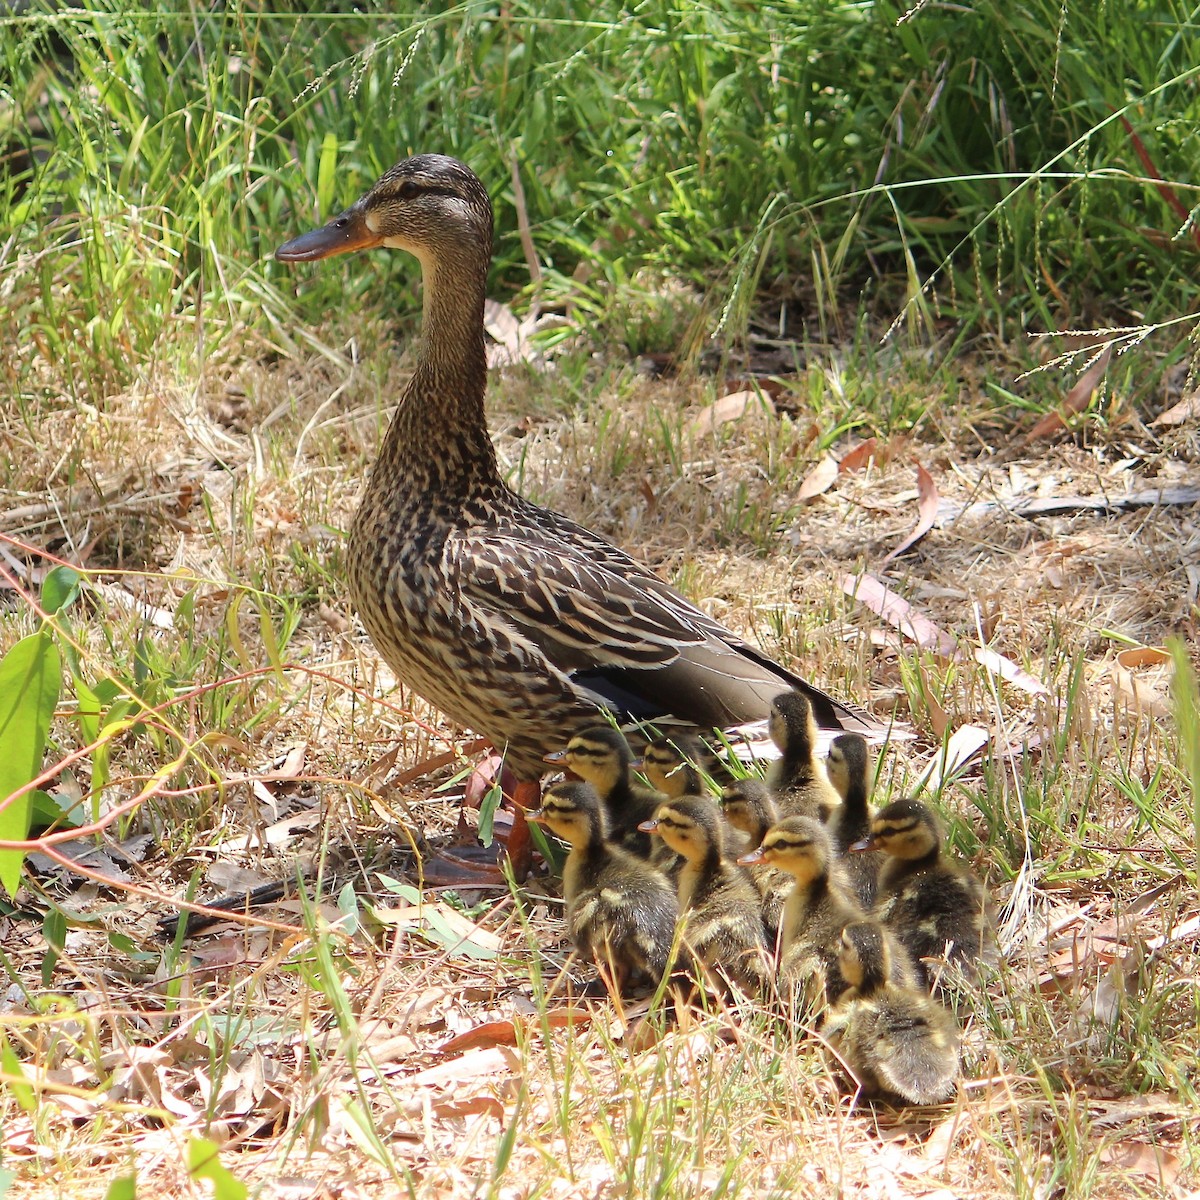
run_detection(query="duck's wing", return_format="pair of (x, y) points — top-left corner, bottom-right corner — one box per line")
(446, 518), (887, 735)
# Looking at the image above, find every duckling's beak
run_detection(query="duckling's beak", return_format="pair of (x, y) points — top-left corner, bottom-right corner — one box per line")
(542, 749), (568, 765)
(637, 818), (659, 833)
(526, 808), (547, 825)
(275, 201), (383, 262)
(848, 835), (878, 853)
(736, 847), (766, 865)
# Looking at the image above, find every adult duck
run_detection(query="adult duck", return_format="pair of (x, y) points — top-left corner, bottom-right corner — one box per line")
(276, 154), (884, 876)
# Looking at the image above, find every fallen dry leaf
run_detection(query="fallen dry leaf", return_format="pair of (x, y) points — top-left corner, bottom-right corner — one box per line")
(406, 1046), (520, 1089)
(796, 456), (839, 501)
(1099, 1140), (1181, 1187)
(687, 389), (775, 438)
(882, 463), (939, 562)
(1023, 346), (1112, 444)
(1153, 390), (1200, 426)
(837, 436), (880, 474)
(1114, 645), (1171, 669)
(914, 724), (991, 792)
(438, 1010), (590, 1056)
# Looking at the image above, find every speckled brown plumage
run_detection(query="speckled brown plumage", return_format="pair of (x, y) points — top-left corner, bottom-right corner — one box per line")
(276, 155), (883, 809)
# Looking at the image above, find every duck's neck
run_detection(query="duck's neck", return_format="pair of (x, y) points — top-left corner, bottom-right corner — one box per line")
(372, 245), (500, 494)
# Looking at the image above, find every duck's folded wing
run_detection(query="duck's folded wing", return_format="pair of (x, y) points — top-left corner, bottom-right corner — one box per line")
(446, 528), (704, 669)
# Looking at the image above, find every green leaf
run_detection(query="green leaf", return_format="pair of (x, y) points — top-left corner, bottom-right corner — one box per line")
(28, 788), (80, 831)
(74, 674), (102, 746)
(317, 131), (339, 218)
(0, 1037), (35, 1113)
(40, 566), (81, 617)
(103, 1177), (137, 1200)
(477, 783), (502, 848)
(188, 1138), (248, 1200)
(0, 633), (61, 896)
(42, 906), (66, 987)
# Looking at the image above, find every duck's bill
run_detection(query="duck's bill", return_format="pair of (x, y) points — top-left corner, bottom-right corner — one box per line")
(637, 819), (659, 833)
(525, 809), (547, 825)
(847, 836), (877, 853)
(542, 749), (568, 765)
(275, 205), (382, 261)
(736, 847), (765, 865)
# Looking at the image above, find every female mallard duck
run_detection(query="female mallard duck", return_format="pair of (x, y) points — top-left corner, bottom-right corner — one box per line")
(543, 725), (661, 858)
(638, 795), (770, 996)
(822, 920), (960, 1105)
(850, 798), (993, 987)
(527, 781), (677, 994)
(739, 818), (917, 1009)
(718, 778), (789, 939)
(276, 154), (883, 876)
(639, 734), (709, 799)
(823, 732), (879, 908)
(767, 691), (843, 821)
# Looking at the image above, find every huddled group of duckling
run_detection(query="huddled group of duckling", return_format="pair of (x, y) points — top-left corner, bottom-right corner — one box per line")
(529, 688), (994, 1106)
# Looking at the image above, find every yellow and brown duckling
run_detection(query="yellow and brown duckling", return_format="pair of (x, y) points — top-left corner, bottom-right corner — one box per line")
(851, 798), (994, 987)
(767, 690), (843, 821)
(545, 725), (663, 859)
(718, 778), (789, 940)
(640, 734), (709, 799)
(824, 732), (880, 908)
(527, 781), (677, 994)
(823, 920), (960, 1106)
(639, 795), (770, 996)
(738, 816), (866, 1008)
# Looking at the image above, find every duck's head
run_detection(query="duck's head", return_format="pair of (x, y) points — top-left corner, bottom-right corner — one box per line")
(275, 154), (492, 266)
(825, 732), (870, 803)
(638, 794), (724, 862)
(718, 778), (778, 841)
(849, 797), (940, 859)
(737, 815), (831, 885)
(768, 689), (816, 757)
(527, 780), (607, 847)
(543, 725), (634, 794)
(837, 920), (891, 993)
(640, 734), (705, 798)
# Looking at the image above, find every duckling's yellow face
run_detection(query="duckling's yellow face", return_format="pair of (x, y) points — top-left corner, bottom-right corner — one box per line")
(719, 795), (752, 835)
(275, 154), (492, 265)
(641, 745), (689, 797)
(738, 817), (828, 884)
(545, 727), (631, 793)
(719, 783), (776, 839)
(852, 801), (938, 859)
(639, 803), (701, 861)
(528, 785), (603, 846)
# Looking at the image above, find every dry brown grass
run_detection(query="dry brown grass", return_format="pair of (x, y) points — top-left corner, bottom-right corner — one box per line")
(1, 325), (1198, 1199)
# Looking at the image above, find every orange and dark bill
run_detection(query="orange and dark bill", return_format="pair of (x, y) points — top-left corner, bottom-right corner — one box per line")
(847, 835), (879, 853)
(275, 203), (381, 262)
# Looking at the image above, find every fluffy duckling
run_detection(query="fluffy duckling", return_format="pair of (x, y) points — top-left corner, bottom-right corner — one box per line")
(528, 781), (677, 993)
(639, 795), (770, 996)
(545, 725), (662, 858)
(823, 920), (960, 1105)
(767, 690), (842, 821)
(640, 734), (708, 799)
(851, 798), (993, 986)
(824, 732), (880, 908)
(718, 778), (789, 939)
(738, 816), (865, 1007)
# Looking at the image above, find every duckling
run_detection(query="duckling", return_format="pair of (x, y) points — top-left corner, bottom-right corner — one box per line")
(823, 920), (960, 1105)
(544, 726), (662, 858)
(740, 818), (918, 1009)
(767, 690), (842, 821)
(527, 781), (677, 994)
(638, 795), (770, 996)
(824, 732), (879, 908)
(718, 778), (789, 940)
(738, 816), (865, 1008)
(640, 734), (709, 799)
(850, 798), (993, 987)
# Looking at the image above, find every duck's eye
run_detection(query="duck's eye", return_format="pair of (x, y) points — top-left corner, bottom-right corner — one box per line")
(398, 180), (421, 200)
